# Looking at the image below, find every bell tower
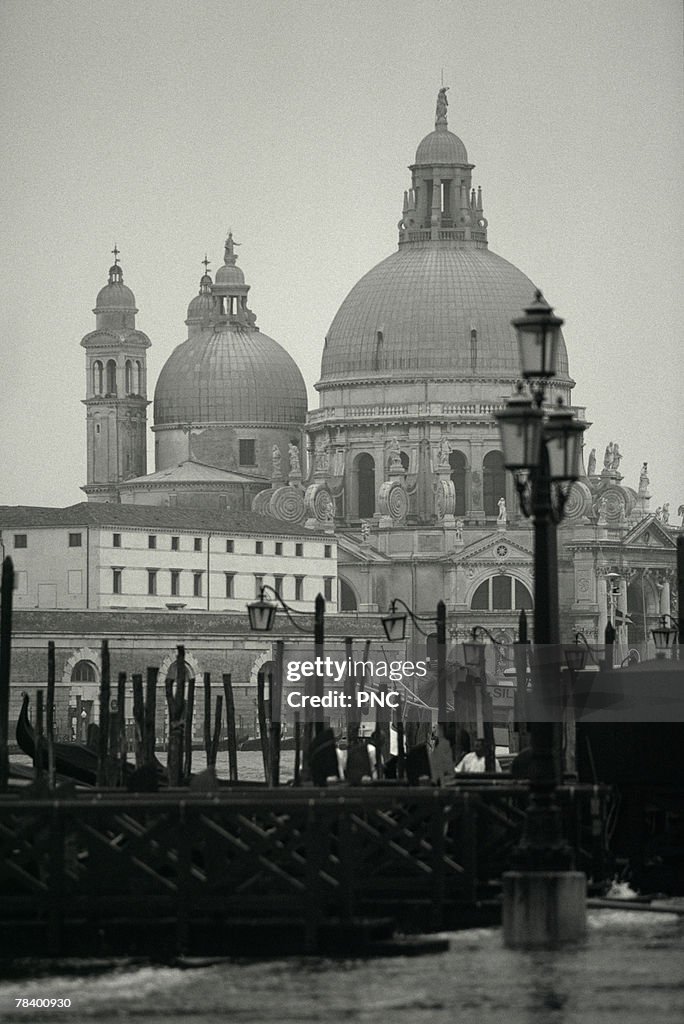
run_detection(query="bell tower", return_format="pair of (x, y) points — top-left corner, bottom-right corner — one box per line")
(81, 249), (151, 502)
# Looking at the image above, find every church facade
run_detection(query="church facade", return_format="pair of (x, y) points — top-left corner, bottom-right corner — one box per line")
(74, 89), (679, 670)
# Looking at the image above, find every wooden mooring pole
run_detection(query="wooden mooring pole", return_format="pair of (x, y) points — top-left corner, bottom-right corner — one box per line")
(46, 641), (56, 790)
(269, 641), (284, 786)
(183, 675), (196, 781)
(97, 640), (111, 787)
(0, 557), (14, 792)
(257, 670), (271, 782)
(222, 673), (238, 781)
(144, 668), (158, 767)
(132, 673), (144, 768)
(116, 672), (127, 785)
(166, 645), (186, 786)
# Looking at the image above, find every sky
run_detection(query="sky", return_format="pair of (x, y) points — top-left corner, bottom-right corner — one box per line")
(1, 0), (682, 512)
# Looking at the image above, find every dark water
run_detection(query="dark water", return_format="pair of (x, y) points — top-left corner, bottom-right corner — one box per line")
(1, 912), (682, 1023)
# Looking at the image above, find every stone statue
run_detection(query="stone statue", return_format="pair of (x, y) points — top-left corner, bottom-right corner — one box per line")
(361, 520), (371, 543)
(655, 506), (663, 521)
(610, 443), (622, 472)
(678, 504), (684, 527)
(386, 437), (402, 469)
(271, 444), (282, 478)
(288, 443), (301, 475)
(587, 448), (596, 476)
(435, 86), (449, 124)
(596, 496), (608, 522)
(455, 519), (464, 543)
(497, 497), (507, 524)
(437, 436), (451, 468)
(662, 502), (670, 524)
(638, 462), (649, 496)
(603, 442), (614, 470)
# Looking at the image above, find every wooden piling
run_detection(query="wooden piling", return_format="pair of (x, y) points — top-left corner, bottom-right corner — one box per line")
(34, 689), (45, 785)
(97, 640), (111, 787)
(116, 672), (127, 785)
(396, 695), (406, 781)
(183, 676), (196, 782)
(46, 641), (56, 790)
(293, 711), (301, 786)
(209, 696), (223, 768)
(166, 646), (186, 787)
(203, 672), (212, 766)
(257, 670), (271, 783)
(144, 667), (157, 766)
(222, 673), (238, 781)
(0, 557), (14, 792)
(132, 673), (144, 768)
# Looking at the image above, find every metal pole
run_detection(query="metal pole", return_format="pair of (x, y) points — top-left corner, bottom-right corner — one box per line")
(515, 448), (570, 868)
(436, 599), (446, 727)
(677, 537), (683, 658)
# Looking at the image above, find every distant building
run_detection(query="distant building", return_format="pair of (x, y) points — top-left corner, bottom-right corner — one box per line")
(0, 503), (337, 614)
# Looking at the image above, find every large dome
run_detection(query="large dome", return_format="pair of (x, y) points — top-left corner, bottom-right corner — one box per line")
(155, 325), (307, 426)
(319, 244), (570, 383)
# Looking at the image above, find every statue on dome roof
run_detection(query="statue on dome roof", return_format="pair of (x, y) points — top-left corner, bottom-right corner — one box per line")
(610, 443), (622, 472)
(603, 442), (614, 471)
(288, 443), (301, 476)
(437, 436), (451, 468)
(662, 502), (670, 524)
(587, 448), (597, 476)
(224, 231), (240, 263)
(638, 462), (649, 496)
(435, 86), (449, 126)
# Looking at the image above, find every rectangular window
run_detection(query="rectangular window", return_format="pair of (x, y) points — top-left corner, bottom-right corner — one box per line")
(226, 539), (234, 553)
(239, 439), (256, 466)
(68, 532), (82, 547)
(113, 569), (122, 595)
(148, 535), (156, 549)
(295, 543), (303, 557)
(171, 536), (180, 551)
(225, 573), (235, 598)
(254, 574), (264, 596)
(324, 577), (333, 602)
(170, 570), (180, 597)
(274, 575), (284, 596)
(147, 570), (157, 596)
(255, 540), (263, 555)
(324, 544), (332, 559)
(13, 534), (27, 548)
(295, 576), (304, 601)
(113, 533), (122, 548)
(275, 542), (283, 556)
(194, 537), (202, 552)
(193, 572), (203, 597)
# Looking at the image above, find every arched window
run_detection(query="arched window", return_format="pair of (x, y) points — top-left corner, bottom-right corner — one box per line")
(449, 450), (467, 516)
(71, 660), (97, 683)
(125, 360), (133, 394)
(470, 575), (533, 611)
(339, 578), (358, 611)
(374, 330), (384, 370)
(135, 360), (143, 394)
(105, 359), (117, 395)
(400, 451), (409, 471)
(92, 360), (103, 395)
(355, 453), (375, 519)
(483, 451), (505, 516)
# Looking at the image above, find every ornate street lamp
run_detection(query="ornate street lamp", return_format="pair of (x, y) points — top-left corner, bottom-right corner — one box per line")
(382, 598), (447, 725)
(247, 585), (326, 739)
(651, 614), (678, 657)
(497, 292), (588, 947)
(564, 631), (601, 673)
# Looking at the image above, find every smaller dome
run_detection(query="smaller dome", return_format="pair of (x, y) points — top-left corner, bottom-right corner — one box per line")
(415, 128), (468, 165)
(95, 280), (137, 309)
(215, 263), (245, 286)
(95, 264), (137, 309)
(187, 292), (215, 320)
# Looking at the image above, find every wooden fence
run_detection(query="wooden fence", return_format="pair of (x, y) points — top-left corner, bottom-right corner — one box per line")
(0, 783), (610, 957)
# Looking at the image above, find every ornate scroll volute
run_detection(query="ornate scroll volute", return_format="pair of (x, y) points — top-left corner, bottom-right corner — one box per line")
(304, 481), (336, 532)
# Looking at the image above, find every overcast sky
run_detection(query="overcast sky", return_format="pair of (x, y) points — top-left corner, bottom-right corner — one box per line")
(1, 0), (682, 513)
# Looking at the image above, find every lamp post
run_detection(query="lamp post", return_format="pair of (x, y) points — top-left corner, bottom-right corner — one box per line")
(247, 586), (326, 780)
(496, 291), (587, 947)
(381, 598), (447, 727)
(651, 614), (678, 658)
(462, 625), (515, 772)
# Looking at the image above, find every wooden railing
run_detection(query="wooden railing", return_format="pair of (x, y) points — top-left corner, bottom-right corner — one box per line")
(0, 783), (610, 956)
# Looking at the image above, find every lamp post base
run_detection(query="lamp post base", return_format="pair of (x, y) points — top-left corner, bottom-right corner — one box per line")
(502, 871), (586, 948)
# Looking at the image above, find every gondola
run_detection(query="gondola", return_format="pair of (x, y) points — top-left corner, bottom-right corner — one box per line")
(16, 692), (101, 785)
(16, 693), (167, 787)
